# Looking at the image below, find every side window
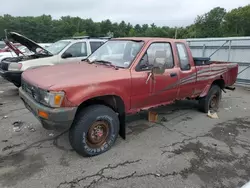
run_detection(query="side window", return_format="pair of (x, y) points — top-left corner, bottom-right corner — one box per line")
(138, 42), (174, 71)
(90, 42), (103, 53)
(176, 43), (190, 71)
(64, 42), (87, 57)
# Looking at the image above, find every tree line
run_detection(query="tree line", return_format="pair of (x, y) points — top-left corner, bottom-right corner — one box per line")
(0, 5), (249, 43)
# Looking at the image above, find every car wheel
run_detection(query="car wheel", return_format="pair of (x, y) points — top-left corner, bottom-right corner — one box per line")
(199, 85), (222, 113)
(69, 105), (120, 157)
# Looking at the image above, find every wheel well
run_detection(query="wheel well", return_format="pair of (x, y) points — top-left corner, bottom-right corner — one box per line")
(76, 95), (126, 139)
(212, 79), (225, 89)
(77, 95), (125, 115)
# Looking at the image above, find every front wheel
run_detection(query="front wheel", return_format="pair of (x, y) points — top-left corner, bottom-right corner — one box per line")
(69, 105), (120, 157)
(199, 85), (222, 113)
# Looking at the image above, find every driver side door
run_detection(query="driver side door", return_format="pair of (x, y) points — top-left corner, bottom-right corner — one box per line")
(131, 42), (179, 110)
(58, 42), (88, 64)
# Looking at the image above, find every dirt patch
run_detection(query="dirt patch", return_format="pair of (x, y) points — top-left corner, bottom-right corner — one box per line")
(168, 117), (250, 188)
(0, 153), (47, 187)
(2, 143), (23, 152)
(59, 155), (70, 167)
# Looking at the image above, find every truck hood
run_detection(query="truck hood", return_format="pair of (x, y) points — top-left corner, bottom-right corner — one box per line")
(22, 62), (129, 90)
(7, 32), (53, 56)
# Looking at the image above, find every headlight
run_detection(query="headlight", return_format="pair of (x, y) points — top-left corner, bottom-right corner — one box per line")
(8, 63), (22, 71)
(39, 90), (65, 107)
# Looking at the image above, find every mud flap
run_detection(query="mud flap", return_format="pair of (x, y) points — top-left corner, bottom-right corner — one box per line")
(119, 114), (126, 139)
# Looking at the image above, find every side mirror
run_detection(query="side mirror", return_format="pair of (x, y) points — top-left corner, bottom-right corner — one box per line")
(151, 66), (165, 74)
(61, 52), (73, 59)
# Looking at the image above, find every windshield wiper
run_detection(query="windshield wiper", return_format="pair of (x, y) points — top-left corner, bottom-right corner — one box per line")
(82, 58), (90, 63)
(93, 60), (119, 70)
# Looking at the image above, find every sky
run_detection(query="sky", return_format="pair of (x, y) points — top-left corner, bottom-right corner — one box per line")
(0, 0), (249, 27)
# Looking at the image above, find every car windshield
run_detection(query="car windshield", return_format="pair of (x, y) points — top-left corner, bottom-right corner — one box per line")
(46, 40), (70, 55)
(88, 40), (144, 68)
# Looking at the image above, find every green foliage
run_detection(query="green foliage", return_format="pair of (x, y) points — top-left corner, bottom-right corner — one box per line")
(194, 7), (227, 37)
(0, 4), (249, 42)
(73, 31), (87, 37)
(223, 5), (250, 36)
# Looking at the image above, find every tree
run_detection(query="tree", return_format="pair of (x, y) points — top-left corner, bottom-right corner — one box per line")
(194, 7), (226, 37)
(0, 4), (249, 42)
(73, 31), (87, 37)
(223, 5), (250, 36)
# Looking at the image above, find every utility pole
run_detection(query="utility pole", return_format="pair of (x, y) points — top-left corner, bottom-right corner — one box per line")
(77, 20), (81, 33)
(175, 27), (178, 39)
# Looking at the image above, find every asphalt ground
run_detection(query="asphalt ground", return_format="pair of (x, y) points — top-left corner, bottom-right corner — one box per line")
(0, 78), (250, 188)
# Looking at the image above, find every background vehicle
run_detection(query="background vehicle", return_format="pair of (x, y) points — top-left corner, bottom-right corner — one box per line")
(19, 37), (238, 157)
(0, 44), (51, 62)
(0, 32), (107, 87)
(0, 43), (22, 53)
(0, 41), (5, 49)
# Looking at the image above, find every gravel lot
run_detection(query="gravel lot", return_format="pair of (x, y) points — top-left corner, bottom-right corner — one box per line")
(0, 77), (250, 188)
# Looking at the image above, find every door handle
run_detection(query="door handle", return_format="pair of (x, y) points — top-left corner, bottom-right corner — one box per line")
(170, 72), (177, 77)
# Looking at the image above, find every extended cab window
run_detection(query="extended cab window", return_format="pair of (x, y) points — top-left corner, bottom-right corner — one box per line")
(65, 42), (87, 57)
(176, 43), (191, 71)
(90, 42), (104, 53)
(138, 42), (174, 71)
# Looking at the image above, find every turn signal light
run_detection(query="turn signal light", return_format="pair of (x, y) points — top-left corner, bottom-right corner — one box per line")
(38, 110), (49, 119)
(54, 95), (62, 106)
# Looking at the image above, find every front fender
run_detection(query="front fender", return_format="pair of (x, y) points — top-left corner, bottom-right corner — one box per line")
(67, 83), (130, 112)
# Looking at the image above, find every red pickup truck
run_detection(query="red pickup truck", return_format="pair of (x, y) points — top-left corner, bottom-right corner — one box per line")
(19, 37), (238, 157)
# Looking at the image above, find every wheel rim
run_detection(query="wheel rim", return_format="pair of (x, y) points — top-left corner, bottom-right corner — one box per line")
(209, 94), (219, 110)
(87, 121), (109, 148)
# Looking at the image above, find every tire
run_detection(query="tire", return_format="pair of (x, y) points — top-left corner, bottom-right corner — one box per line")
(199, 85), (222, 113)
(69, 105), (120, 157)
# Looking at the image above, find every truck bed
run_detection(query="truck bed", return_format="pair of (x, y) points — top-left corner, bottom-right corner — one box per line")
(194, 57), (238, 87)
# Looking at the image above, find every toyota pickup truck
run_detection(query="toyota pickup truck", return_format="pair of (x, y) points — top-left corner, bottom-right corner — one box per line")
(19, 37), (238, 157)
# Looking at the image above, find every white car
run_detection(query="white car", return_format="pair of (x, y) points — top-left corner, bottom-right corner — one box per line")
(0, 43), (51, 62)
(242, 181), (250, 188)
(0, 32), (108, 87)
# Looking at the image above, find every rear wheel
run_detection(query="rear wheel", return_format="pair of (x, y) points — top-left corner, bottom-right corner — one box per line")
(69, 105), (120, 157)
(199, 85), (221, 113)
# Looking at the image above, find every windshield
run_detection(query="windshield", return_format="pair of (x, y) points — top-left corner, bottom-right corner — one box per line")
(88, 40), (144, 68)
(46, 40), (70, 55)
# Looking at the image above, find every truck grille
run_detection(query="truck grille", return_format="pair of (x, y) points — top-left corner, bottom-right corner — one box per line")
(0, 61), (9, 71)
(22, 79), (40, 101)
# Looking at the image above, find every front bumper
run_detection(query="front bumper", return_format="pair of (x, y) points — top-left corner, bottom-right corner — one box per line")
(19, 87), (77, 130)
(0, 69), (22, 86)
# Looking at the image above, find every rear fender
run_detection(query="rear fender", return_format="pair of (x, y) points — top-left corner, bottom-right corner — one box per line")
(199, 78), (225, 98)
(199, 84), (211, 98)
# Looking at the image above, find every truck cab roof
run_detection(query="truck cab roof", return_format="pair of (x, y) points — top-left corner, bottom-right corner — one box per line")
(113, 37), (186, 43)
